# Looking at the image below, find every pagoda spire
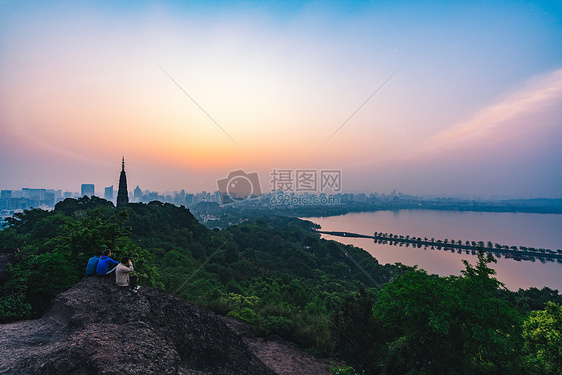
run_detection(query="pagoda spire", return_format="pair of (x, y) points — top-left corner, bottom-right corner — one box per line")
(116, 156), (129, 208)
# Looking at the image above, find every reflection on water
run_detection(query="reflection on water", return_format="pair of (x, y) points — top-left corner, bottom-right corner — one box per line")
(307, 210), (562, 291)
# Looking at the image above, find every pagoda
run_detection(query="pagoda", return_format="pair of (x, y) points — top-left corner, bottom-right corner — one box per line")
(116, 157), (129, 208)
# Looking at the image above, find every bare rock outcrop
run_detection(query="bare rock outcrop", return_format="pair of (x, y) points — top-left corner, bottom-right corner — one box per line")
(0, 277), (276, 375)
(221, 316), (334, 375)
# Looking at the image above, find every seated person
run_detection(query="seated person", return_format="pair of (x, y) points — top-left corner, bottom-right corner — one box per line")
(96, 249), (119, 276)
(85, 250), (102, 275)
(115, 256), (139, 292)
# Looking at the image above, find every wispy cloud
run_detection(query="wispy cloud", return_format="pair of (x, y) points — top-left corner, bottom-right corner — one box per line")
(416, 68), (562, 154)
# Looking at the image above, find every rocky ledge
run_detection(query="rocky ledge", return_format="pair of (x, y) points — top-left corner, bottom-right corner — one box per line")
(0, 277), (331, 375)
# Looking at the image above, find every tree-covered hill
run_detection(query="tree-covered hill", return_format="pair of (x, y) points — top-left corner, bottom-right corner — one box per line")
(1, 196), (561, 374)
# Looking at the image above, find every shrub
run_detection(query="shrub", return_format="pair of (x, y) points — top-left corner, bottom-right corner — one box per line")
(0, 294), (32, 323)
(254, 315), (295, 338)
(227, 307), (258, 323)
(330, 364), (363, 375)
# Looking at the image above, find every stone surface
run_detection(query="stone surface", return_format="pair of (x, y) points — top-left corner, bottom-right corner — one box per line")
(0, 277), (274, 375)
(221, 316), (334, 375)
(0, 277), (334, 375)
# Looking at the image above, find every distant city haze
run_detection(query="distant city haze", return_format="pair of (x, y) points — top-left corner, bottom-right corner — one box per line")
(1, 1), (561, 198)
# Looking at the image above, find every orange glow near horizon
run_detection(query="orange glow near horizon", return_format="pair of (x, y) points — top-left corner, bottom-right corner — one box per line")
(2, 1), (562, 196)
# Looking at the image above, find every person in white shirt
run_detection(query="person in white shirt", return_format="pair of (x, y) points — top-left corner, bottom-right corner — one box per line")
(115, 256), (139, 293)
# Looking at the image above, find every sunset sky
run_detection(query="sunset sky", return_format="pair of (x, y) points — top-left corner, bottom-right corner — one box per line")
(1, 0), (561, 197)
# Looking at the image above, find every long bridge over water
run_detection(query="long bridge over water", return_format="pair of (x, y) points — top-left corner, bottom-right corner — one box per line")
(315, 230), (562, 262)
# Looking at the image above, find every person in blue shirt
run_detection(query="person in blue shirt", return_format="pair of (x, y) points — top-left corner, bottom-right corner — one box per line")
(85, 250), (102, 275)
(96, 249), (119, 276)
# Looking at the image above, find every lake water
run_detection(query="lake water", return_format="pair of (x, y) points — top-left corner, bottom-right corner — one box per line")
(306, 210), (562, 291)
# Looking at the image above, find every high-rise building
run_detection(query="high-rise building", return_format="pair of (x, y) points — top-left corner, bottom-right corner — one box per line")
(133, 185), (142, 202)
(0, 190), (12, 210)
(0, 190), (11, 200)
(116, 157), (129, 208)
(105, 186), (114, 201)
(81, 184), (95, 197)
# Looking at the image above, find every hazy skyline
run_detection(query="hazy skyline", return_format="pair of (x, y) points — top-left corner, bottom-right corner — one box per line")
(1, 1), (561, 198)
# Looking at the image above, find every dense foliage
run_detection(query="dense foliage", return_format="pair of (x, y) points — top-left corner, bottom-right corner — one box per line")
(1, 197), (561, 374)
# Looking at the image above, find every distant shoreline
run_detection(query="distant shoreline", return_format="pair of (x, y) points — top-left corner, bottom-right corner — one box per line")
(285, 201), (562, 218)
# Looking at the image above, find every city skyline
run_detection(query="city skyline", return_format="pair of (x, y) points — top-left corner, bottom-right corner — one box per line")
(1, 1), (561, 198)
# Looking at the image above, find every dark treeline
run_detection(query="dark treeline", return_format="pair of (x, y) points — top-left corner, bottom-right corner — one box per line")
(265, 198), (562, 218)
(372, 231), (562, 261)
(1, 196), (561, 374)
(316, 230), (562, 261)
